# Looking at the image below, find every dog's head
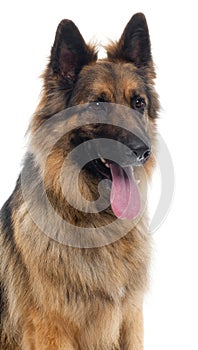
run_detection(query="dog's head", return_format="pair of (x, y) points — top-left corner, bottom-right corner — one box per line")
(30, 13), (159, 222)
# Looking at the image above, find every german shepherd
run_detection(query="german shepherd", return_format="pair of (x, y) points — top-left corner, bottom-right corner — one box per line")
(0, 13), (159, 349)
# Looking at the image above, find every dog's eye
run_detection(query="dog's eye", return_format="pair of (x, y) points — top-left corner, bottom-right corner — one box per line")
(131, 95), (146, 112)
(88, 101), (105, 112)
(94, 102), (102, 109)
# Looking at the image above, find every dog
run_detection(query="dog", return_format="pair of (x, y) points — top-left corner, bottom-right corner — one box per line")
(0, 13), (159, 349)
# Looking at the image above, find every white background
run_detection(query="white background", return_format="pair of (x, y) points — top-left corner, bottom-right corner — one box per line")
(0, 1), (198, 349)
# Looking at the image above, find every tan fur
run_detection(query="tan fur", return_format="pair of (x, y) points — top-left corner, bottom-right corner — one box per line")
(0, 13), (159, 349)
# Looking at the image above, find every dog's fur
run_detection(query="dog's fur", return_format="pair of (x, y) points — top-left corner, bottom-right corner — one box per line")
(0, 13), (159, 349)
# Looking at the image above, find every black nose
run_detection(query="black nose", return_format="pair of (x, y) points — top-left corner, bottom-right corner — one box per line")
(133, 146), (151, 164)
(128, 135), (151, 164)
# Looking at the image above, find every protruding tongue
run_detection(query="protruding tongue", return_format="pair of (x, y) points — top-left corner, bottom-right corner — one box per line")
(110, 163), (141, 220)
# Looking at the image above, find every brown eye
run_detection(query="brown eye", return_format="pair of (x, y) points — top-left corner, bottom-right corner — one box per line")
(88, 99), (107, 114)
(131, 95), (146, 112)
(94, 101), (102, 109)
(89, 101), (104, 111)
(88, 96), (108, 112)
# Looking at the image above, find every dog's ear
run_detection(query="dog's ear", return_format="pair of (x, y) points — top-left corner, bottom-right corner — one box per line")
(50, 20), (97, 82)
(107, 13), (151, 67)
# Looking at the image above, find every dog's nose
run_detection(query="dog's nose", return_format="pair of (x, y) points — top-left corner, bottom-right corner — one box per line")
(133, 145), (151, 164)
(128, 135), (151, 164)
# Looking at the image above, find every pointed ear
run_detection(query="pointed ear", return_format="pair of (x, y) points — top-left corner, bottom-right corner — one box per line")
(107, 13), (152, 67)
(50, 20), (97, 81)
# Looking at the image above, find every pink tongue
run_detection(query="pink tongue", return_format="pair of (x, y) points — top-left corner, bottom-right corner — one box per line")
(110, 164), (141, 220)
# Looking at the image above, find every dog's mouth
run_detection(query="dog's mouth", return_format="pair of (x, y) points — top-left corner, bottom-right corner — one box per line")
(86, 156), (141, 221)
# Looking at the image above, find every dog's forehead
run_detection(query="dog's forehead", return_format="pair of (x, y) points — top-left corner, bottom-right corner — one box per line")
(82, 61), (142, 84)
(78, 61), (146, 101)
